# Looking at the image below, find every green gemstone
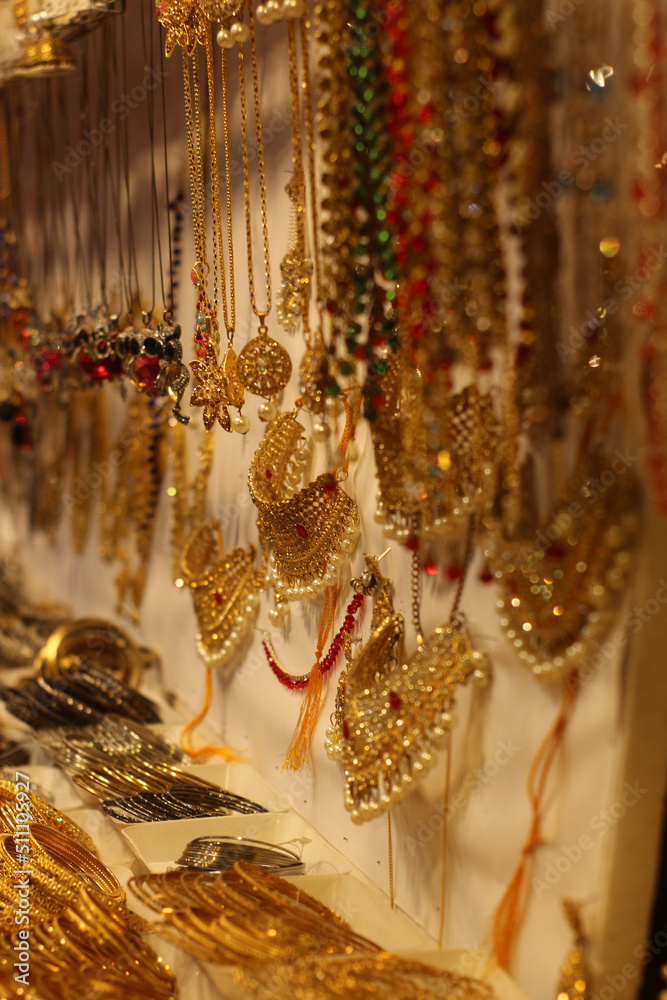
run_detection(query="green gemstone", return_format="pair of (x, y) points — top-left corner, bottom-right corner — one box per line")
(339, 361), (355, 376)
(325, 382), (342, 396)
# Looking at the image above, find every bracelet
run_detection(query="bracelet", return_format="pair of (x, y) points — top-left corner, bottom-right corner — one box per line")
(30, 823), (124, 901)
(177, 836), (305, 876)
(166, 782), (267, 816)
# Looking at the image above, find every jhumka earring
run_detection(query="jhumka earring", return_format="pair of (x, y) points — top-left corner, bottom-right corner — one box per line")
(181, 522), (264, 669)
(326, 550), (490, 822)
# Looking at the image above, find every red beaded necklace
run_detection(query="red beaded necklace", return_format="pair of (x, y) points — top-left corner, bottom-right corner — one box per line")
(263, 592), (364, 691)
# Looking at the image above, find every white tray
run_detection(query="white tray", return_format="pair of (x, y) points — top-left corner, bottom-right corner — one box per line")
(122, 810), (352, 875)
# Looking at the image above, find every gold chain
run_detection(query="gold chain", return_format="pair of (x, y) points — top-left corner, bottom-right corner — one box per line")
(238, 6), (271, 319)
(205, 30), (221, 333)
(219, 45), (236, 339)
(286, 21), (309, 335)
(301, 11), (324, 339)
(181, 50), (208, 285)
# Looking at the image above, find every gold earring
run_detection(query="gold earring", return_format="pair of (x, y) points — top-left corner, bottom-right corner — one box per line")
(248, 410), (359, 603)
(181, 522), (264, 668)
(326, 554), (490, 822)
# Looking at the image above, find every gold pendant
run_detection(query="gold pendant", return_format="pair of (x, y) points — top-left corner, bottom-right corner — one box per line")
(222, 346), (245, 410)
(181, 522), (264, 668)
(237, 322), (293, 398)
(189, 343), (232, 432)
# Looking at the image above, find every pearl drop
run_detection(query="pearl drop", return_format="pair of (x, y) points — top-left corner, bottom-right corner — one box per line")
(216, 27), (234, 48)
(283, 0), (304, 17)
(255, 4), (272, 24)
(346, 441), (358, 461)
(340, 538), (355, 553)
(374, 508), (386, 524)
(232, 413), (251, 434)
(230, 21), (250, 42)
(258, 400), (278, 422)
(311, 421), (328, 441)
(265, 0), (281, 19)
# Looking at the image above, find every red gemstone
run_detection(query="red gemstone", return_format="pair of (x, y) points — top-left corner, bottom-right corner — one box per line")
(79, 351), (123, 380)
(446, 564), (463, 582)
(342, 720), (350, 740)
(425, 560), (438, 576)
(265, 468), (273, 480)
(322, 474), (338, 495)
(389, 691), (402, 709)
(480, 569), (494, 584)
(215, 592), (222, 605)
(134, 356), (161, 393)
(297, 524), (309, 539)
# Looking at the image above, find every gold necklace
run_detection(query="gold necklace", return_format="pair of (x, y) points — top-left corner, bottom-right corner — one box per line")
(235, 6), (293, 419)
(276, 19), (312, 337)
(160, 9), (244, 433)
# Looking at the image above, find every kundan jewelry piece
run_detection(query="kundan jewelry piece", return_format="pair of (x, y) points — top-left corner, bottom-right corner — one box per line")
(249, 410), (360, 605)
(326, 545), (489, 822)
(181, 521), (264, 668)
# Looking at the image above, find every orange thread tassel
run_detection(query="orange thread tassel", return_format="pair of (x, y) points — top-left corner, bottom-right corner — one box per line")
(180, 667), (246, 762)
(492, 674), (579, 969)
(282, 586), (338, 771)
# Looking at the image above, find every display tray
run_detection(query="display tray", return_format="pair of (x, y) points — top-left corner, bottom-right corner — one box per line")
(180, 761), (290, 813)
(122, 810), (352, 875)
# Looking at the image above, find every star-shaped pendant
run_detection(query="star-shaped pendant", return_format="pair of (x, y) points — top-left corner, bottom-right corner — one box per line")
(190, 343), (232, 432)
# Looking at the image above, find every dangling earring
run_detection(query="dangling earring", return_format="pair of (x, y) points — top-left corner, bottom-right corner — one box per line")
(181, 522), (263, 669)
(326, 538), (491, 823)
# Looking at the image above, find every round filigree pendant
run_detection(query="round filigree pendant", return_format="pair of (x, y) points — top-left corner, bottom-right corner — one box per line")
(238, 328), (292, 397)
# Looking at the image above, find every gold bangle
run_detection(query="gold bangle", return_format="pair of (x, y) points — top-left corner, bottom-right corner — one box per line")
(35, 618), (144, 688)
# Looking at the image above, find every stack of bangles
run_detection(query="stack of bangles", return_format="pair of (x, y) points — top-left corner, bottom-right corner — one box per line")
(102, 782), (267, 823)
(177, 837), (306, 876)
(1, 825), (124, 902)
